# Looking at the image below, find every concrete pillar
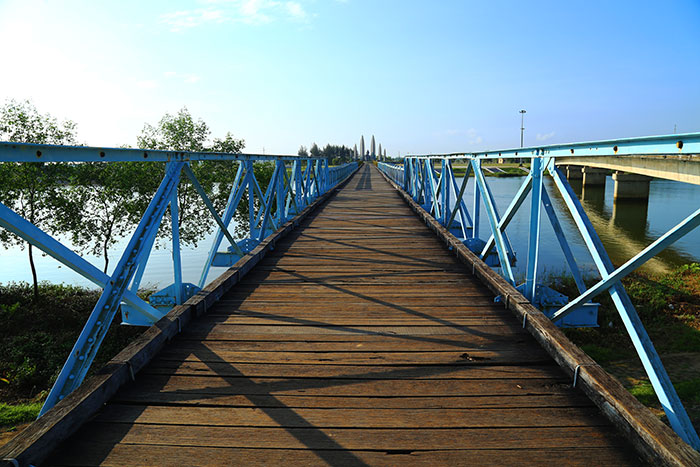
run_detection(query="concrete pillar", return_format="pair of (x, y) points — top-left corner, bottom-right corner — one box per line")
(582, 167), (607, 187)
(613, 171), (651, 200)
(565, 165), (582, 180)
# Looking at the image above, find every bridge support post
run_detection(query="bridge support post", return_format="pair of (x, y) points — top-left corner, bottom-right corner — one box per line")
(613, 171), (651, 200)
(565, 165), (583, 180)
(582, 167), (607, 186)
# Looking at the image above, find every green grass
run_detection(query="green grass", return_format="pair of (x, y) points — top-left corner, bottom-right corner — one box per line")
(630, 378), (700, 407)
(0, 402), (41, 428)
(0, 282), (143, 403)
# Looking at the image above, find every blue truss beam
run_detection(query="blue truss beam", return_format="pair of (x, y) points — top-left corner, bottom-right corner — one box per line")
(548, 164), (700, 449)
(40, 161), (185, 415)
(0, 203), (162, 322)
(553, 206), (700, 321)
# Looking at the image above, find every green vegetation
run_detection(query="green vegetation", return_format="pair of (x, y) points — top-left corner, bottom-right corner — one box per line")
(0, 283), (144, 430)
(299, 143), (355, 165)
(555, 263), (700, 426)
(0, 402), (43, 427)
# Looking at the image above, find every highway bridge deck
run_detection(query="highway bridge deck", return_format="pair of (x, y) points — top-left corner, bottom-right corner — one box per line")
(45, 165), (642, 465)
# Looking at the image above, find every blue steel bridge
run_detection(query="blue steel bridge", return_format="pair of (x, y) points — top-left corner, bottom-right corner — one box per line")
(0, 134), (699, 466)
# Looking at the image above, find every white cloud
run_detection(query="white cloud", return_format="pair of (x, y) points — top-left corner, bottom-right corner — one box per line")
(159, 0), (312, 31)
(285, 2), (308, 21)
(184, 74), (201, 84)
(536, 131), (555, 142)
(159, 8), (226, 32)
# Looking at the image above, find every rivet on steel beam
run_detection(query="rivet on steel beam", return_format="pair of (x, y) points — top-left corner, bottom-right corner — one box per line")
(99, 151), (105, 158)
(613, 145), (618, 154)
(143, 152), (148, 158)
(36, 150), (42, 158)
(677, 140), (684, 150)
(570, 149), (574, 154)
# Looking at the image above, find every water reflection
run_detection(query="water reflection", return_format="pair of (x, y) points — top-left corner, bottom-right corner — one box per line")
(467, 176), (700, 279)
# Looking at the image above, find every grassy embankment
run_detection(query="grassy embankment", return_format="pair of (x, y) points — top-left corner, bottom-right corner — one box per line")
(0, 283), (144, 439)
(556, 263), (700, 427)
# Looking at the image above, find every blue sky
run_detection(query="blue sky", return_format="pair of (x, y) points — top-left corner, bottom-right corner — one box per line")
(1, 0), (699, 155)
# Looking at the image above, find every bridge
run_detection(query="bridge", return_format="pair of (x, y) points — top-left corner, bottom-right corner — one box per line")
(1, 134), (700, 466)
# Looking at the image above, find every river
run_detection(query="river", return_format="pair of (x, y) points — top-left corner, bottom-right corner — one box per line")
(0, 175), (698, 290)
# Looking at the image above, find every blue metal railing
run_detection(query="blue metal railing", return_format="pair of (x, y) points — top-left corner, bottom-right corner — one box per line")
(0, 141), (357, 416)
(379, 132), (700, 449)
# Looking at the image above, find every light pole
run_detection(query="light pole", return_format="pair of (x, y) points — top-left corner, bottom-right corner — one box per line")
(519, 109), (526, 148)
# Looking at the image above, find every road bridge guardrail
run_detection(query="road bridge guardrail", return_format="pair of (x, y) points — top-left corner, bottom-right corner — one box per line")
(378, 132), (700, 449)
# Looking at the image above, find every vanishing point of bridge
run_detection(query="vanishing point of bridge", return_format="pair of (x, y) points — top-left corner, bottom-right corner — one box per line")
(1, 135), (700, 466)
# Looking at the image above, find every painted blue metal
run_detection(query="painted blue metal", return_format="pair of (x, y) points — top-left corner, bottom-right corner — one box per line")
(40, 161), (185, 416)
(552, 206), (700, 321)
(0, 202), (162, 322)
(0, 137), (356, 416)
(471, 159), (516, 285)
(380, 140), (700, 447)
(540, 187), (587, 294)
(4, 133), (700, 445)
(548, 164), (700, 449)
(524, 156), (543, 302)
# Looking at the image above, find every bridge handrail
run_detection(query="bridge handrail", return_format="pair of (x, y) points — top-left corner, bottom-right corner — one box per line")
(405, 131), (700, 159)
(0, 141), (323, 162)
(380, 136), (700, 450)
(0, 140), (358, 415)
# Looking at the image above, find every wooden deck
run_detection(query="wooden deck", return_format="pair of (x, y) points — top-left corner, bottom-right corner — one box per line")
(45, 165), (643, 465)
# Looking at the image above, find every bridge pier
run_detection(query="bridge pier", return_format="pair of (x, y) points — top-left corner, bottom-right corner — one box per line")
(564, 165), (582, 180)
(613, 171), (651, 200)
(582, 167), (607, 186)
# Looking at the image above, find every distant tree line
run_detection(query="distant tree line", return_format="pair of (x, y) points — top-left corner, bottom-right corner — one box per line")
(298, 143), (355, 165)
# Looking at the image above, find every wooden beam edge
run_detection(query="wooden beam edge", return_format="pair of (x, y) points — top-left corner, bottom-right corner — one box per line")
(0, 166), (361, 467)
(375, 165), (700, 467)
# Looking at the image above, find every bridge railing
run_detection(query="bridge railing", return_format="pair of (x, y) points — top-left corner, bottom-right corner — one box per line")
(0, 141), (357, 416)
(378, 132), (700, 449)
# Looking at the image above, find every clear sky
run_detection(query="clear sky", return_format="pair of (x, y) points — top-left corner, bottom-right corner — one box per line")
(1, 0), (699, 155)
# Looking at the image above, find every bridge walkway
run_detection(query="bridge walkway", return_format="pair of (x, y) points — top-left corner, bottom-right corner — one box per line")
(47, 164), (641, 465)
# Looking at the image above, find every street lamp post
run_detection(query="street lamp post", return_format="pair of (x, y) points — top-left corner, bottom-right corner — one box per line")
(519, 109), (526, 148)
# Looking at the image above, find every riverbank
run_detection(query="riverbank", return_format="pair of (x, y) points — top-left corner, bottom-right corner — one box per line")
(559, 263), (700, 428)
(0, 283), (144, 436)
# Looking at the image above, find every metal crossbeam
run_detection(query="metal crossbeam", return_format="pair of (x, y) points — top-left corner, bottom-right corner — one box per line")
(380, 130), (700, 447)
(40, 161), (185, 415)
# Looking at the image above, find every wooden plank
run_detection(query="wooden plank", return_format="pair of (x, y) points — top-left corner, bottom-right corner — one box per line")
(119, 374), (574, 397)
(0, 166), (361, 467)
(93, 404), (612, 428)
(140, 361), (565, 380)
(54, 424), (632, 451)
(376, 165), (700, 465)
(49, 444), (643, 467)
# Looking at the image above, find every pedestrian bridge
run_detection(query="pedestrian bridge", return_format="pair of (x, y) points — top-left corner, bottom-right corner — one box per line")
(1, 134), (700, 466)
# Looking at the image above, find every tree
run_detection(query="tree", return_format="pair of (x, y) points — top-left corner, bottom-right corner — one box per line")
(309, 143), (321, 158)
(54, 162), (157, 273)
(0, 100), (78, 298)
(137, 107), (246, 246)
(298, 145), (309, 157)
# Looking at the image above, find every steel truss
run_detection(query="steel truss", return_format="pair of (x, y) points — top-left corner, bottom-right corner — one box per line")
(0, 142), (356, 416)
(379, 132), (700, 448)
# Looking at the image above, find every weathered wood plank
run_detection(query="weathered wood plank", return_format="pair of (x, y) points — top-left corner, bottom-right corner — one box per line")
(49, 444), (643, 467)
